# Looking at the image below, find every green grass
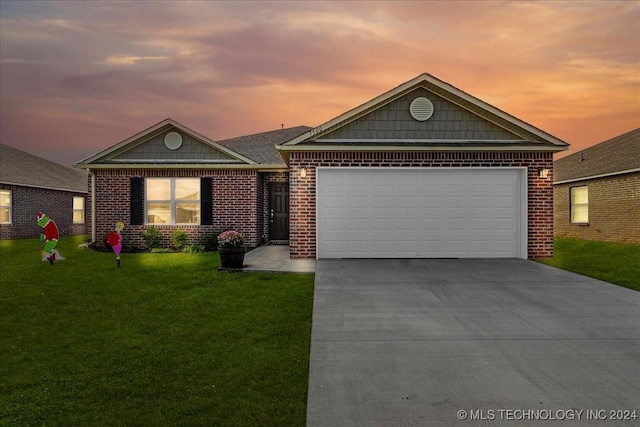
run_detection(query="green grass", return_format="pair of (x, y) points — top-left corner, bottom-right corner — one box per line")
(0, 236), (314, 426)
(538, 237), (640, 291)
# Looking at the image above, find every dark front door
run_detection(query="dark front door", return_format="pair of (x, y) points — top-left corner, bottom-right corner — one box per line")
(269, 182), (289, 241)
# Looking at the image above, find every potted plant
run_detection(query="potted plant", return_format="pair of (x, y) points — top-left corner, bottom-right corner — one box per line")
(217, 230), (246, 269)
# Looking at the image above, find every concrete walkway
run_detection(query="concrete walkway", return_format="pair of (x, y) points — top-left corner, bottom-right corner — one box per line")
(242, 245), (315, 273)
(307, 259), (640, 426)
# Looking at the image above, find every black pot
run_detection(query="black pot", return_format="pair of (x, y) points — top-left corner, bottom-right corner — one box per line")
(218, 246), (246, 269)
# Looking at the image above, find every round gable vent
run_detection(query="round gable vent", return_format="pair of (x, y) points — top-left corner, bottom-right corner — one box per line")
(409, 97), (434, 121)
(164, 132), (183, 150)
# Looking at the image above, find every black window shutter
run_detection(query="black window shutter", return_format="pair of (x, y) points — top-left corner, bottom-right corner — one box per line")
(201, 177), (213, 225)
(130, 178), (143, 225)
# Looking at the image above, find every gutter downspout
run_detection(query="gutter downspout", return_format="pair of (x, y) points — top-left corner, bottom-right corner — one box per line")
(89, 170), (96, 243)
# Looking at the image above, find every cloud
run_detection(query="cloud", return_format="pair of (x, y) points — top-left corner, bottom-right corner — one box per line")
(0, 0), (638, 165)
(103, 56), (170, 65)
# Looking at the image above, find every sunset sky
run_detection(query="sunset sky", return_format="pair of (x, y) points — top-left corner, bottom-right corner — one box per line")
(1, 0), (638, 167)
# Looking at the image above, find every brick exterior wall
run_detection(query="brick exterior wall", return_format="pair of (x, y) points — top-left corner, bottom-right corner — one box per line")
(89, 169), (260, 250)
(554, 172), (640, 244)
(289, 151), (554, 259)
(0, 183), (87, 240)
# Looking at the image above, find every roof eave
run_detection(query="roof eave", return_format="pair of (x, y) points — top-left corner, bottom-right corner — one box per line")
(277, 143), (568, 153)
(0, 180), (87, 193)
(74, 163), (286, 170)
(554, 168), (640, 185)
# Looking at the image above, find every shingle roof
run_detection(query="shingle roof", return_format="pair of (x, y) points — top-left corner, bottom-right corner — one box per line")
(217, 126), (312, 164)
(0, 143), (87, 192)
(554, 128), (640, 183)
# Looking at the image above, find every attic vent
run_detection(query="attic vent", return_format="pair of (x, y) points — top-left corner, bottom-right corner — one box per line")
(164, 132), (183, 150)
(409, 97), (434, 121)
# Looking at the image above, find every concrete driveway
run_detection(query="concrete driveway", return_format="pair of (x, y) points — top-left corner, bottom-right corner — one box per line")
(307, 259), (640, 426)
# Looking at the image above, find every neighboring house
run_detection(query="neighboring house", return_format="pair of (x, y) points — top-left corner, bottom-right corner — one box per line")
(0, 143), (88, 240)
(75, 73), (568, 259)
(553, 128), (640, 244)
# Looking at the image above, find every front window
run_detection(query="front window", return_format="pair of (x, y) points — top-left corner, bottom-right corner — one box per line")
(73, 196), (85, 223)
(146, 178), (200, 224)
(0, 190), (11, 224)
(570, 186), (588, 223)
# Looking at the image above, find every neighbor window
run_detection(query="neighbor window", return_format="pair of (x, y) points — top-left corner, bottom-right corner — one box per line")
(0, 190), (11, 224)
(73, 196), (85, 224)
(146, 178), (200, 224)
(570, 186), (588, 223)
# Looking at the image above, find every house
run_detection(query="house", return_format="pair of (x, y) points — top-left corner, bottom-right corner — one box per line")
(0, 143), (88, 240)
(75, 122), (310, 249)
(553, 128), (640, 244)
(75, 73), (568, 259)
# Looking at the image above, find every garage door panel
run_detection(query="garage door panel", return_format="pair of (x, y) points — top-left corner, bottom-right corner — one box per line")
(495, 218), (515, 230)
(442, 219), (465, 232)
(469, 218), (491, 230)
(445, 196), (467, 208)
(345, 218), (368, 230)
(348, 197), (369, 208)
(444, 241), (467, 255)
(324, 196), (346, 209)
(317, 168), (525, 259)
(396, 219), (419, 230)
(495, 195), (515, 208)
(470, 196), (492, 208)
(396, 196), (418, 208)
(346, 240), (372, 252)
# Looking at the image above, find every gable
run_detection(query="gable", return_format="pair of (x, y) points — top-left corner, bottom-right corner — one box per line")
(76, 119), (256, 168)
(109, 128), (237, 162)
(278, 73), (569, 158)
(317, 88), (522, 142)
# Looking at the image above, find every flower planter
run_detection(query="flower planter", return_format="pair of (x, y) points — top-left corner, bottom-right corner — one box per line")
(218, 246), (246, 269)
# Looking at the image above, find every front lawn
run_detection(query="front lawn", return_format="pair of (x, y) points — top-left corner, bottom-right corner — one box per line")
(0, 236), (314, 426)
(538, 237), (640, 291)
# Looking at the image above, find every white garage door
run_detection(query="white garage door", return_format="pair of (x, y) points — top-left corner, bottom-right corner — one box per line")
(317, 167), (527, 259)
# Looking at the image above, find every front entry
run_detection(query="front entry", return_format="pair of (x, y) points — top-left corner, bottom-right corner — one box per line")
(269, 182), (289, 242)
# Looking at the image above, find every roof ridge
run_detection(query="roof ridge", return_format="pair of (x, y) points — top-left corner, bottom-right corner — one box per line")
(218, 125), (312, 143)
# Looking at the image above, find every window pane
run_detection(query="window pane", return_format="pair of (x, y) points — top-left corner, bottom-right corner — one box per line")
(0, 207), (9, 223)
(147, 179), (171, 200)
(73, 197), (84, 209)
(571, 205), (588, 223)
(0, 190), (10, 206)
(571, 187), (588, 204)
(73, 210), (84, 223)
(176, 203), (199, 224)
(571, 187), (589, 223)
(147, 202), (170, 223)
(175, 179), (200, 201)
